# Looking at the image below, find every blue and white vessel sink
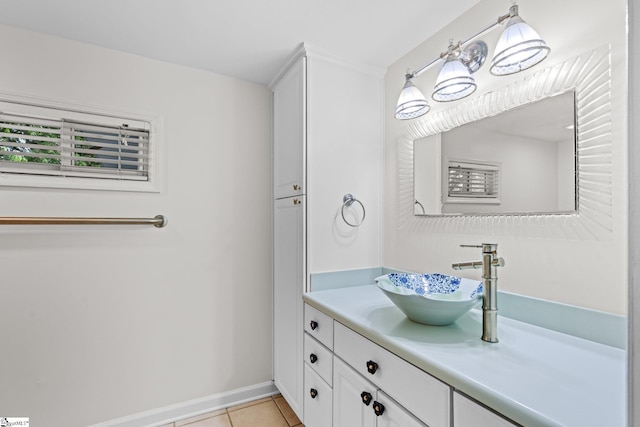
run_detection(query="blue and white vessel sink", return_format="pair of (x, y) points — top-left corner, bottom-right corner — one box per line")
(375, 273), (483, 326)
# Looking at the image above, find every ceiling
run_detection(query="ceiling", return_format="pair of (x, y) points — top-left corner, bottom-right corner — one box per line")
(464, 90), (576, 143)
(0, 0), (480, 85)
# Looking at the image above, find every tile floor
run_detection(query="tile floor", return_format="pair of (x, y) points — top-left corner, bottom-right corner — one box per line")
(159, 395), (304, 427)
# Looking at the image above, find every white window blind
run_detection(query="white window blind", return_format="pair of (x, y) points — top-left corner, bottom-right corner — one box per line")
(0, 109), (150, 182)
(448, 161), (500, 198)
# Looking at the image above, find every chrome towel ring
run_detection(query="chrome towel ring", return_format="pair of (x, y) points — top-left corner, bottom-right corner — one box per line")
(342, 194), (365, 227)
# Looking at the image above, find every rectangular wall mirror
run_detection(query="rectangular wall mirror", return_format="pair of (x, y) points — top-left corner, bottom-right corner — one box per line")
(414, 90), (577, 216)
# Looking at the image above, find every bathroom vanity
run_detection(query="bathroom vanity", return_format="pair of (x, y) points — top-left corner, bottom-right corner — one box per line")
(269, 37), (626, 427)
(302, 284), (626, 427)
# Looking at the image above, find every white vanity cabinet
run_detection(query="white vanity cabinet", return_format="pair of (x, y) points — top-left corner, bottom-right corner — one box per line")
(333, 356), (426, 427)
(453, 392), (517, 427)
(303, 304), (334, 427)
(273, 194), (305, 418)
(272, 50), (307, 420)
(272, 55), (305, 200)
(272, 44), (383, 421)
(334, 322), (451, 427)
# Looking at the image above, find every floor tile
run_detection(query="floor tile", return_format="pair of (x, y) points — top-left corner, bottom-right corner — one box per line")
(227, 396), (273, 412)
(179, 413), (231, 427)
(227, 400), (289, 427)
(175, 409), (227, 427)
(273, 396), (302, 426)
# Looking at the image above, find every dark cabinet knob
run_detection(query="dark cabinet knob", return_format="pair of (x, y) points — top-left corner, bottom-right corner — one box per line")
(310, 320), (318, 330)
(310, 353), (318, 364)
(360, 391), (373, 406)
(310, 388), (318, 399)
(373, 401), (385, 416)
(366, 360), (378, 375)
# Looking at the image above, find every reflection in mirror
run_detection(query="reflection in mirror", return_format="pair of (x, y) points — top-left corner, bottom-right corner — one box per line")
(414, 91), (576, 216)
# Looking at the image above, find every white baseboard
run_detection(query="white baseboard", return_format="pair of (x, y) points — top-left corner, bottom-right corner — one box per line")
(89, 381), (279, 427)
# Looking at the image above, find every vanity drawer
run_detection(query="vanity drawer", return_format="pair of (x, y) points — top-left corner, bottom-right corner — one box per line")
(304, 332), (333, 386)
(304, 303), (334, 350)
(334, 322), (451, 427)
(453, 392), (517, 427)
(304, 363), (333, 427)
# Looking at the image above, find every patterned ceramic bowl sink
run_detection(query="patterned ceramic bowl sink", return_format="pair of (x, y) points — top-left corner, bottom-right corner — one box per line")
(375, 273), (483, 326)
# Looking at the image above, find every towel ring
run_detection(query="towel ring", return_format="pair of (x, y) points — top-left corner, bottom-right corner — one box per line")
(341, 194), (365, 227)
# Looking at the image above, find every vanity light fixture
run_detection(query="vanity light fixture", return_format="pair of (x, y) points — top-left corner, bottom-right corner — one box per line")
(395, 74), (431, 120)
(432, 42), (479, 102)
(490, 4), (550, 75)
(395, 2), (549, 120)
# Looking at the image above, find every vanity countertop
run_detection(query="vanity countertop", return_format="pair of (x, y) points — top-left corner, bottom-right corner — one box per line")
(303, 284), (626, 427)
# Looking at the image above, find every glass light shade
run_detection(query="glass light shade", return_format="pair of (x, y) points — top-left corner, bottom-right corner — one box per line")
(432, 56), (477, 102)
(490, 14), (550, 75)
(395, 78), (430, 120)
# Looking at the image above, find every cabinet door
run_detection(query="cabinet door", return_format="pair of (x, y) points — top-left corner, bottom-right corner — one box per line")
(273, 56), (305, 199)
(273, 196), (306, 419)
(453, 392), (517, 427)
(375, 390), (426, 427)
(333, 357), (377, 427)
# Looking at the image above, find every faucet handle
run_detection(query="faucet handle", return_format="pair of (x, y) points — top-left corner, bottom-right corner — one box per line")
(460, 243), (500, 254)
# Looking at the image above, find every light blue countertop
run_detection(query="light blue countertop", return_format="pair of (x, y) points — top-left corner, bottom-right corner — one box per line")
(303, 284), (627, 427)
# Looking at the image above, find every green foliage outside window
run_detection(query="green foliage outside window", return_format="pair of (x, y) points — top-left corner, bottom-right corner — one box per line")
(0, 123), (102, 167)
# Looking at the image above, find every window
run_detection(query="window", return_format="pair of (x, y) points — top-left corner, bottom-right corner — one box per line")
(447, 160), (500, 201)
(0, 98), (159, 192)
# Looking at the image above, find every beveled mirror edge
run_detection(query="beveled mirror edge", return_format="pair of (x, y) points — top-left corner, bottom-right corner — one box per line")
(397, 44), (612, 240)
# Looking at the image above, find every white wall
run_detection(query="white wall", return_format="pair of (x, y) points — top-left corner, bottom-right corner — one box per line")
(628, 0), (639, 422)
(414, 134), (442, 215)
(441, 128), (560, 214)
(557, 137), (576, 211)
(384, 0), (628, 314)
(0, 25), (272, 426)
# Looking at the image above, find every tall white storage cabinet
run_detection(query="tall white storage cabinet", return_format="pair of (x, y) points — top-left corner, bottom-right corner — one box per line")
(272, 56), (306, 419)
(271, 45), (383, 423)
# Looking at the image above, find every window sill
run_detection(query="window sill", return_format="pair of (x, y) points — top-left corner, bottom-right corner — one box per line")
(0, 173), (160, 193)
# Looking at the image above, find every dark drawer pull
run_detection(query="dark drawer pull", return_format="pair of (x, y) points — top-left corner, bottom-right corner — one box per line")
(310, 320), (319, 330)
(310, 388), (318, 399)
(366, 360), (378, 375)
(310, 353), (318, 364)
(361, 391), (373, 406)
(373, 401), (385, 416)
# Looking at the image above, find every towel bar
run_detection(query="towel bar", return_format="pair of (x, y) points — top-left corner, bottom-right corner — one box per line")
(0, 214), (167, 228)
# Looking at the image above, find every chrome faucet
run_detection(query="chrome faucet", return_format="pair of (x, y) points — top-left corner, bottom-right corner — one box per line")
(451, 243), (505, 343)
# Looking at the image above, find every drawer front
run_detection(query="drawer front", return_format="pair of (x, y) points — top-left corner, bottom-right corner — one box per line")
(304, 303), (334, 349)
(334, 322), (451, 427)
(453, 392), (517, 427)
(304, 364), (333, 427)
(304, 332), (333, 386)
